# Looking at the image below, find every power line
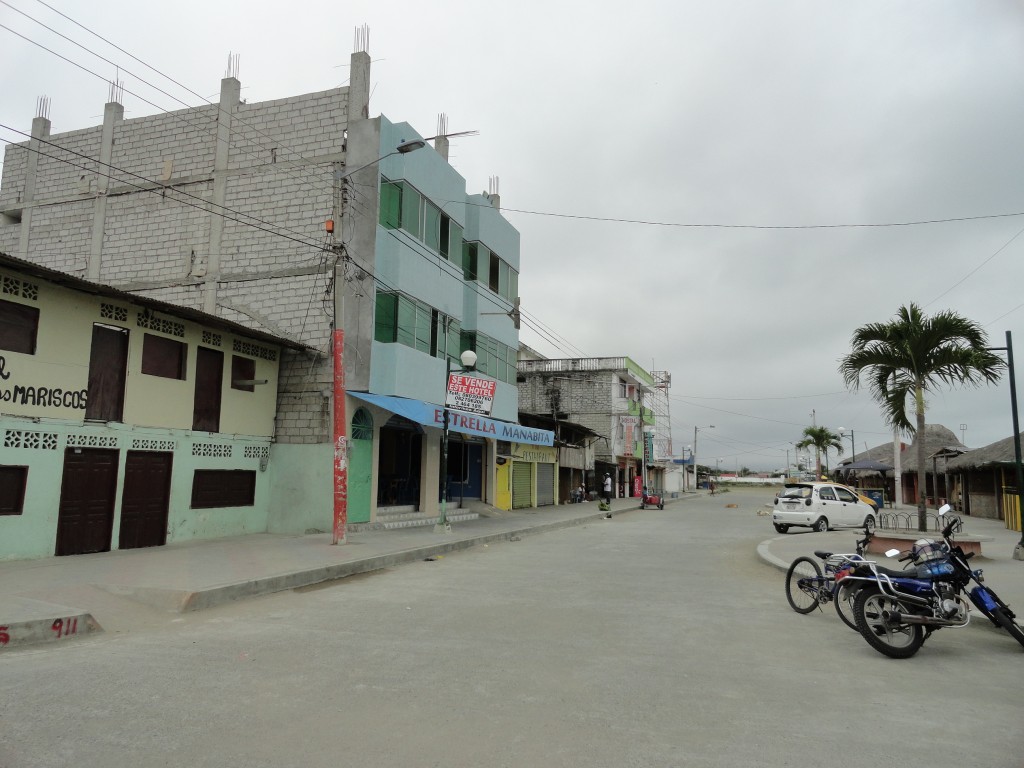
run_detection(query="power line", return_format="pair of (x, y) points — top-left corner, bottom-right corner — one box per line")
(0, 123), (328, 252)
(1, 4), (341, 200)
(478, 201), (1024, 230)
(1, 14), (594, 359)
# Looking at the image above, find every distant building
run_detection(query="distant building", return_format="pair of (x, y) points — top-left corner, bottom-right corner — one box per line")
(517, 356), (672, 500)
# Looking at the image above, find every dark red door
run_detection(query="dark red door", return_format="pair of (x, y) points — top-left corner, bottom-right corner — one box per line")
(55, 448), (119, 556)
(193, 347), (223, 432)
(119, 451), (172, 550)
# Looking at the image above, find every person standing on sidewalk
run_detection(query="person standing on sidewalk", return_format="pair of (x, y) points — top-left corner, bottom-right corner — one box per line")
(603, 473), (612, 504)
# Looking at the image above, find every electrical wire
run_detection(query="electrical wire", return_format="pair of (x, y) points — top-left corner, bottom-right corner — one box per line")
(0, 123), (327, 252)
(1, 4), (344, 202)
(472, 200), (1024, 230)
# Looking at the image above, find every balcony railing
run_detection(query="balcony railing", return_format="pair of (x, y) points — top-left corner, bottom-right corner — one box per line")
(518, 357), (654, 386)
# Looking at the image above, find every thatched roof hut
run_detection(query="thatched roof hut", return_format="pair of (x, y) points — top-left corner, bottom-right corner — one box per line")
(899, 424), (966, 473)
(836, 441), (906, 470)
(948, 432), (1024, 470)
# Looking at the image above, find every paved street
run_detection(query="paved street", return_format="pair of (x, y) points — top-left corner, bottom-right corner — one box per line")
(3, 486), (1022, 768)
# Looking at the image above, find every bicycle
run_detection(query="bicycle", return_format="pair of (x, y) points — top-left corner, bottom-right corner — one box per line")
(784, 529), (874, 630)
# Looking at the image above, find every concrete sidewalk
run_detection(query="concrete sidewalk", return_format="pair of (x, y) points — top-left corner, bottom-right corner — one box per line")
(0, 495), (673, 649)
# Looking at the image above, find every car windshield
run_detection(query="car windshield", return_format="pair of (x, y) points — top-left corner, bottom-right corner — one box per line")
(780, 486), (812, 500)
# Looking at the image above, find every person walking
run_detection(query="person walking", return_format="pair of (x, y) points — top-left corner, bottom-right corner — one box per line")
(601, 473), (613, 517)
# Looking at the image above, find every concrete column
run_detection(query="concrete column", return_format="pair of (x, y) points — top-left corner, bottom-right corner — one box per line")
(204, 77), (240, 313)
(422, 431), (441, 516)
(348, 50), (371, 121)
(88, 101), (123, 281)
(17, 115), (50, 258)
(434, 135), (449, 162)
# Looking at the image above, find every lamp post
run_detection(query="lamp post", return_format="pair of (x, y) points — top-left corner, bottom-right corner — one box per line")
(987, 331), (1024, 559)
(694, 425), (714, 491)
(332, 137), (426, 545)
(838, 427), (856, 462)
(437, 348), (478, 533)
(685, 444), (693, 492)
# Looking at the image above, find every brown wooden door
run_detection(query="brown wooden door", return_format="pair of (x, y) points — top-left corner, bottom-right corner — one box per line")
(56, 448), (119, 556)
(119, 451), (172, 549)
(193, 346), (223, 432)
(86, 324), (129, 421)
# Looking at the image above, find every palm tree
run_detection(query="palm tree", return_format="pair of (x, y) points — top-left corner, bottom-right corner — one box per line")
(838, 303), (1004, 531)
(795, 426), (843, 478)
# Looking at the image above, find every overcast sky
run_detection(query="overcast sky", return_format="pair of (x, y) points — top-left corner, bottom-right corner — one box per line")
(3, 0), (1024, 471)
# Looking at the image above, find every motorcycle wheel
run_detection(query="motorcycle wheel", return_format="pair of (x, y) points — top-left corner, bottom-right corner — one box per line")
(833, 582), (859, 630)
(991, 607), (1024, 650)
(785, 556), (823, 614)
(853, 588), (926, 659)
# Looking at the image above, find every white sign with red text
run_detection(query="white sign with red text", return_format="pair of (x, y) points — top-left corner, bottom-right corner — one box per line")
(445, 373), (496, 416)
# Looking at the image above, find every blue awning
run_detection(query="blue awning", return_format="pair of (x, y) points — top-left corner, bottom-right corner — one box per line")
(349, 392), (554, 447)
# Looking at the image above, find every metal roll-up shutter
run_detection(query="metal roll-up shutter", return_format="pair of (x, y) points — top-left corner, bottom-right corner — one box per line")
(536, 462), (555, 507)
(512, 461), (532, 509)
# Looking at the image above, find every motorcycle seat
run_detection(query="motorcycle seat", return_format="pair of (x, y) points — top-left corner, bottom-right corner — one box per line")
(850, 564), (912, 579)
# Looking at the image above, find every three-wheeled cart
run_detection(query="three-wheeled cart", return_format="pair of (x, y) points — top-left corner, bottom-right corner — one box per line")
(640, 488), (664, 510)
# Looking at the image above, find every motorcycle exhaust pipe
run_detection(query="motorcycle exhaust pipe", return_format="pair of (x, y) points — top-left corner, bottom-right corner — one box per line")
(883, 610), (965, 628)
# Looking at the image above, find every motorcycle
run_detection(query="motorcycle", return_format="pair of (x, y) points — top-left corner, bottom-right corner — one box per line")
(841, 505), (1024, 659)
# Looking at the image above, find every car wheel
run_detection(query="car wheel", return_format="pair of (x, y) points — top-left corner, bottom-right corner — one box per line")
(813, 517), (829, 533)
(773, 523), (789, 534)
(863, 515), (876, 533)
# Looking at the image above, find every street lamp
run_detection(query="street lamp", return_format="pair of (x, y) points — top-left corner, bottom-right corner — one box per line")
(694, 425), (714, 491)
(332, 138), (426, 545)
(437, 348), (478, 533)
(684, 444), (693, 492)
(987, 331), (1024, 560)
(838, 427), (856, 462)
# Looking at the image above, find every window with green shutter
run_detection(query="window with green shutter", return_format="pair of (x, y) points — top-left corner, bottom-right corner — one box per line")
(374, 291), (398, 342)
(424, 201), (441, 253)
(400, 182), (423, 238)
(463, 242), (478, 281)
(379, 180), (402, 229)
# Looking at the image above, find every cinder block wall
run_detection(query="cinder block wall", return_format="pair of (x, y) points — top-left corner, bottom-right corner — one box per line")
(0, 85), (352, 444)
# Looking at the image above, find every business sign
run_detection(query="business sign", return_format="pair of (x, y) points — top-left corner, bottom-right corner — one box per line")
(445, 373), (496, 416)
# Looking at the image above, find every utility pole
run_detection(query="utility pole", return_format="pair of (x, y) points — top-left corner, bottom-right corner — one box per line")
(329, 136), (425, 545)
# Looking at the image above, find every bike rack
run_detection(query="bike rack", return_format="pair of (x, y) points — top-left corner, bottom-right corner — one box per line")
(878, 511), (944, 532)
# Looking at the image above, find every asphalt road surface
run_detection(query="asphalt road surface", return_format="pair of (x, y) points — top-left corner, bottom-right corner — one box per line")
(3, 487), (1022, 768)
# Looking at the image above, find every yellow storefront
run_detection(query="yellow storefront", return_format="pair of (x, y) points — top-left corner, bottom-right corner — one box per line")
(496, 443), (558, 510)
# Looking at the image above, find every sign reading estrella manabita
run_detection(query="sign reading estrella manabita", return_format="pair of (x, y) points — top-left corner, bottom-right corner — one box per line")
(445, 373), (496, 416)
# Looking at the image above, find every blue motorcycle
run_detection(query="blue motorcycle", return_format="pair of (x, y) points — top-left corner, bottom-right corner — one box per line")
(843, 506), (1024, 659)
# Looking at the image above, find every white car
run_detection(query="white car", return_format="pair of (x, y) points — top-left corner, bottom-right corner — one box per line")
(771, 482), (877, 534)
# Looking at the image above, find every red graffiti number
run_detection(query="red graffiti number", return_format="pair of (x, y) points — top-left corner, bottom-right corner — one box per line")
(51, 618), (78, 639)
(0, 626), (9, 645)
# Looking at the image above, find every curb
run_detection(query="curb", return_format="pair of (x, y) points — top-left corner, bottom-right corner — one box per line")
(0, 598), (103, 651)
(179, 507), (628, 612)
